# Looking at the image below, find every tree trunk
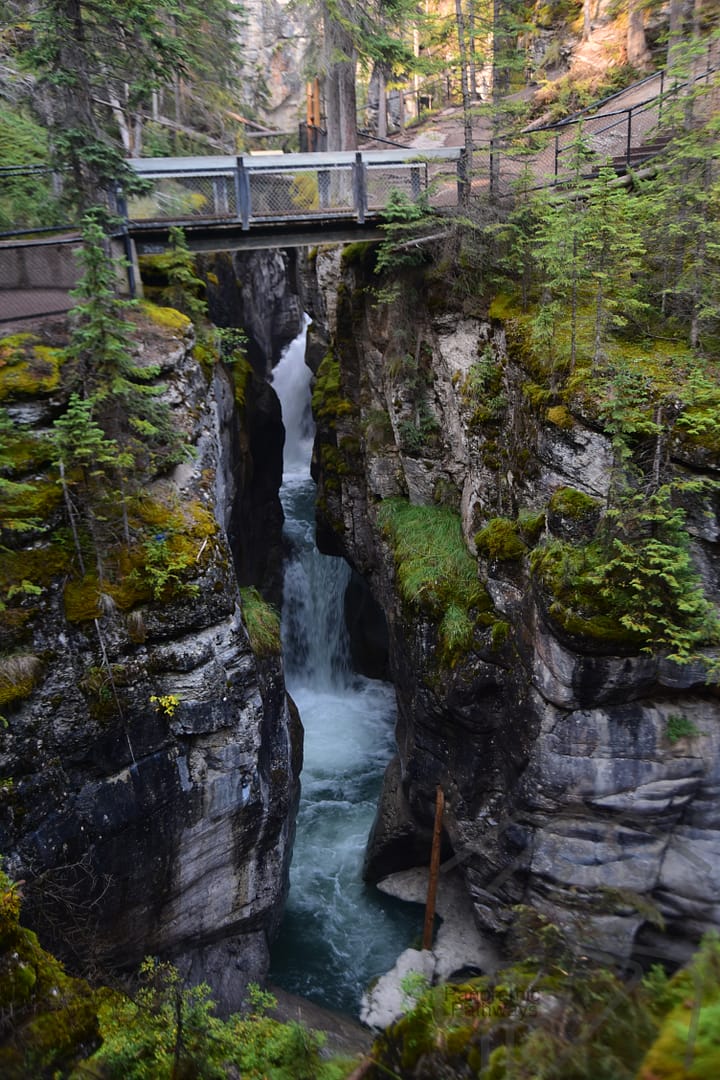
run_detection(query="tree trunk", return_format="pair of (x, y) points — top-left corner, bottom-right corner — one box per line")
(468, 0), (478, 99)
(667, 0), (685, 68)
(627, 0), (651, 68)
(109, 90), (132, 153)
(455, 0), (474, 199)
(583, 0), (592, 41)
(323, 2), (357, 151)
(376, 64), (388, 140)
(50, 0), (103, 205)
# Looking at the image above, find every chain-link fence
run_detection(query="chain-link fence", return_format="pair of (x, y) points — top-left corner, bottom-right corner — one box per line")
(126, 170), (238, 221)
(0, 236), (81, 323)
(0, 165), (65, 234)
(247, 164), (355, 219)
(488, 47), (719, 198)
(127, 150), (464, 227)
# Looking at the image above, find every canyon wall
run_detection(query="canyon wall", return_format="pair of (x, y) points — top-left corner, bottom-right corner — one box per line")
(307, 243), (720, 967)
(0, 302), (300, 1013)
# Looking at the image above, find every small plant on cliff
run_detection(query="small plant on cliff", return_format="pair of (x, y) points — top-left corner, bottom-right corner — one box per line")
(240, 587), (281, 657)
(375, 189), (435, 275)
(665, 713), (702, 743)
(150, 693), (180, 718)
(133, 534), (201, 601)
(65, 212), (183, 474)
(585, 487), (717, 661)
(155, 226), (209, 325)
(532, 485), (718, 662)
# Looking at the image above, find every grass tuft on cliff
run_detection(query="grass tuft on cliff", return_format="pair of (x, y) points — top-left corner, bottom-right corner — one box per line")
(240, 587), (282, 657)
(377, 498), (494, 663)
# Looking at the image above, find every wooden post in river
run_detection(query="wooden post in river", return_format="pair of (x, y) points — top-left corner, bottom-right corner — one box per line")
(422, 785), (444, 950)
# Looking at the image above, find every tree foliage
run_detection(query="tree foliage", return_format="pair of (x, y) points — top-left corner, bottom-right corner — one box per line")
(3, 0), (244, 207)
(369, 919), (720, 1080)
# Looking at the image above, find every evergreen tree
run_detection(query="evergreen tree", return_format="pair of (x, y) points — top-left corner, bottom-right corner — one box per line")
(642, 115), (720, 351)
(587, 485), (718, 662)
(583, 166), (649, 362)
(66, 211), (181, 470)
(155, 226), (208, 325)
(531, 130), (594, 370)
(7, 0), (243, 207)
(51, 393), (130, 575)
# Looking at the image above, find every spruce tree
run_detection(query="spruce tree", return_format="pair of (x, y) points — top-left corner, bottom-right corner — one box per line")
(51, 393), (130, 576)
(642, 115), (720, 351)
(66, 211), (181, 471)
(531, 130), (594, 370)
(583, 166), (649, 363)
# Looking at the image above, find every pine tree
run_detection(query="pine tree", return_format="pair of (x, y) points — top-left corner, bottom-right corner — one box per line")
(583, 166), (649, 363)
(155, 226), (208, 325)
(587, 486), (718, 662)
(643, 116), (720, 351)
(531, 130), (594, 370)
(11, 0), (243, 207)
(66, 211), (181, 470)
(51, 393), (130, 575)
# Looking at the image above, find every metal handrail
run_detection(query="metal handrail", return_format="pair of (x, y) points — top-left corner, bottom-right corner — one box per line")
(529, 39), (716, 134)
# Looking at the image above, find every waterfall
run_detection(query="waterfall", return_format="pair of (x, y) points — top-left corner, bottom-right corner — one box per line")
(269, 320), (420, 1014)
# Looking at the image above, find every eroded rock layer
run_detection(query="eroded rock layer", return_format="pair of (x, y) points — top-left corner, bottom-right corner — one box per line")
(308, 244), (720, 966)
(0, 309), (300, 1013)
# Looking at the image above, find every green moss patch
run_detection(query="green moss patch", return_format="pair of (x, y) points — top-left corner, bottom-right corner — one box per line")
(229, 352), (253, 407)
(377, 498), (494, 664)
(475, 517), (527, 561)
(0, 335), (64, 402)
(136, 299), (192, 336)
(311, 349), (354, 428)
(531, 488), (718, 661)
(0, 868), (102, 1076)
(341, 240), (378, 270)
(548, 486), (600, 521)
(0, 546), (68, 593)
(63, 496), (219, 620)
(546, 403), (573, 428)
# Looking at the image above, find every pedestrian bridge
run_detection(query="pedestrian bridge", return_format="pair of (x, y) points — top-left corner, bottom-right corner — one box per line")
(125, 148), (464, 240)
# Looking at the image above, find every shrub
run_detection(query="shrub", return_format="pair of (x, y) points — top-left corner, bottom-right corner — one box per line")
(665, 714), (702, 743)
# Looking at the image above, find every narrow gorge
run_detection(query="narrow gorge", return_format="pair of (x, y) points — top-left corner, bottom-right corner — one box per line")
(2, 223), (719, 1066)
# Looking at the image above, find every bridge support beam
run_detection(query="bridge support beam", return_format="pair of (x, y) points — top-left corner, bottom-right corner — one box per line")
(110, 235), (143, 299)
(236, 156), (251, 230)
(353, 152), (367, 224)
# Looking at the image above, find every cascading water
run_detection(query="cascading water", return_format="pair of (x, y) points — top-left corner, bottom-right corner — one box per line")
(269, 320), (421, 1014)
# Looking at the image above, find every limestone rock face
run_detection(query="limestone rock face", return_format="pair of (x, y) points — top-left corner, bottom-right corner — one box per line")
(237, 0), (313, 133)
(307, 247), (720, 967)
(199, 248), (303, 375)
(0, 316), (300, 1013)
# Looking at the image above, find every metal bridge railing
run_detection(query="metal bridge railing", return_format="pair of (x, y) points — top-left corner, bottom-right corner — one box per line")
(488, 44), (718, 197)
(125, 148), (464, 228)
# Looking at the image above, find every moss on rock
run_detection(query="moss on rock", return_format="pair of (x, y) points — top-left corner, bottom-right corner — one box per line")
(475, 517), (527, 561)
(0, 335), (64, 402)
(0, 869), (102, 1076)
